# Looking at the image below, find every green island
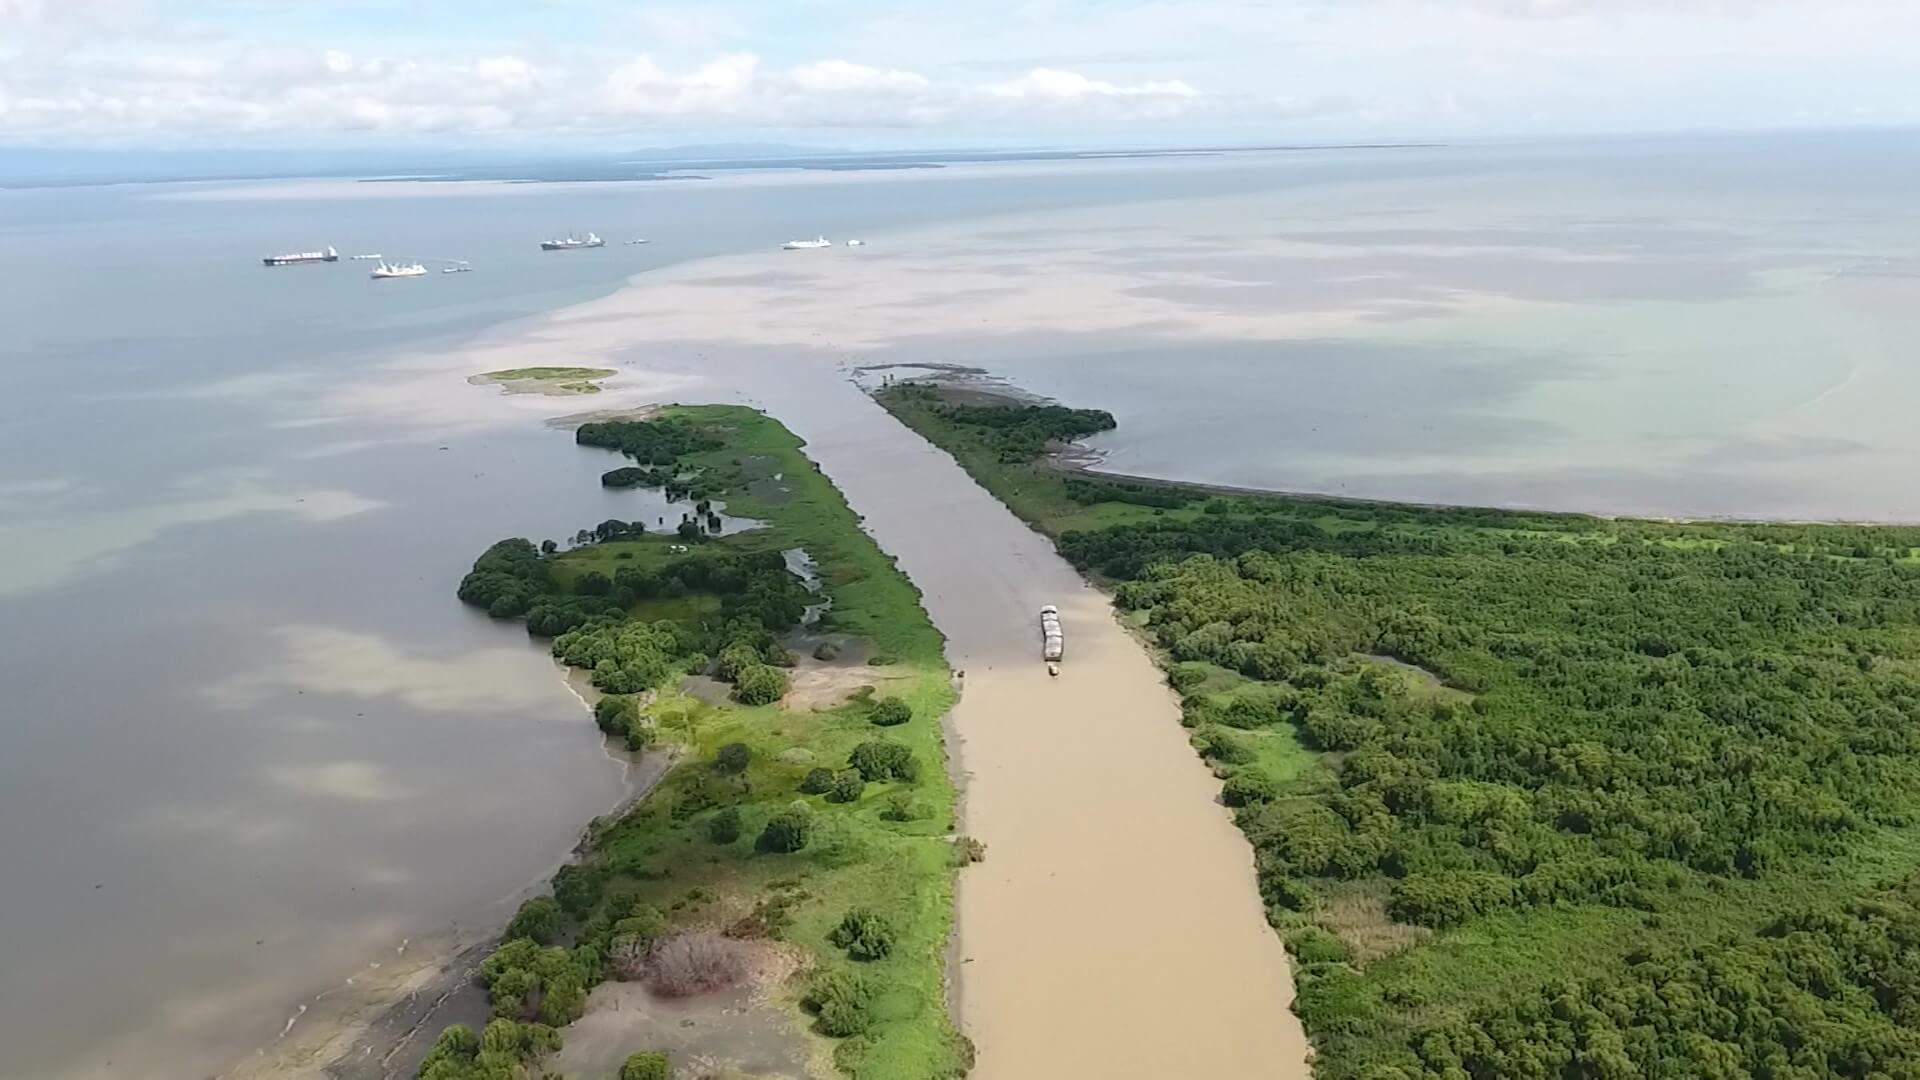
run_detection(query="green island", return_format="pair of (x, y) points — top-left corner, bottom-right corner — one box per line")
(877, 383), (1920, 1079)
(428, 405), (973, 1080)
(473, 367), (619, 395)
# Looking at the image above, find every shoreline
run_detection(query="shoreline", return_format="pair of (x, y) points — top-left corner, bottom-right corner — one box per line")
(225, 672), (676, 1080)
(926, 376), (1920, 529)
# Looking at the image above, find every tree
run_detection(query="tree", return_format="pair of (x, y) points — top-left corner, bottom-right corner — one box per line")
(800, 768), (835, 795)
(677, 520), (701, 541)
(758, 805), (813, 853)
(621, 1052), (672, 1080)
(714, 742), (751, 774)
(503, 896), (562, 945)
(870, 697), (913, 727)
(540, 539), (558, 555)
(848, 740), (919, 783)
(733, 663), (789, 705)
(575, 571), (612, 596)
(827, 769), (865, 804)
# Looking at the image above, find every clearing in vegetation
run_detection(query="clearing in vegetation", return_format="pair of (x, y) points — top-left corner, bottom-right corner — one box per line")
(435, 404), (969, 1080)
(878, 381), (1920, 1079)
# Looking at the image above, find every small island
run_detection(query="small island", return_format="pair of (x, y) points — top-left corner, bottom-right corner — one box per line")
(877, 380), (1920, 1080)
(470, 367), (619, 395)
(428, 406), (974, 1080)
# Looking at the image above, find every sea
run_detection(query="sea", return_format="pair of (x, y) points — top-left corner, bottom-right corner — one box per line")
(3, 131), (1919, 1078)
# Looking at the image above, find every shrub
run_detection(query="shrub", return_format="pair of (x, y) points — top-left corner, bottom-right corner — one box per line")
(1167, 662), (1211, 692)
(1221, 772), (1277, 807)
(880, 794), (924, 822)
(642, 931), (750, 998)
(829, 908), (896, 961)
(503, 896), (562, 945)
(1195, 726), (1253, 765)
(620, 1051), (672, 1080)
(870, 697), (913, 727)
(1287, 926), (1351, 965)
(848, 740), (919, 783)
(733, 663), (790, 705)
(707, 807), (743, 844)
(716, 642), (763, 681)
(952, 836), (988, 865)
(867, 653), (898, 666)
(606, 906), (668, 981)
(759, 806), (814, 853)
(804, 968), (875, 1038)
(799, 767), (835, 795)
(714, 742), (751, 774)
(827, 770), (866, 804)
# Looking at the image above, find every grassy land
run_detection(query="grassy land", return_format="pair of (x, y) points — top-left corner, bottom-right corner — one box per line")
(454, 405), (965, 1079)
(874, 383), (1920, 1077)
(476, 366), (618, 394)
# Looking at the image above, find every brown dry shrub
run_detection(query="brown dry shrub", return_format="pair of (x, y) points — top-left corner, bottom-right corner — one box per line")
(1319, 886), (1430, 964)
(643, 930), (752, 998)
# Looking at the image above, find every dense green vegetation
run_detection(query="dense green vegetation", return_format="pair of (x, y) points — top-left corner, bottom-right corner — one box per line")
(879, 383), (1920, 1079)
(430, 406), (968, 1080)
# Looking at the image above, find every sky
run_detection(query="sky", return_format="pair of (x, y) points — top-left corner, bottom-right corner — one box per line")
(2, 0), (1919, 147)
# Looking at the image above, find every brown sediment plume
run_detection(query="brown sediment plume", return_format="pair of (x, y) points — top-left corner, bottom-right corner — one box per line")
(778, 388), (1314, 1079)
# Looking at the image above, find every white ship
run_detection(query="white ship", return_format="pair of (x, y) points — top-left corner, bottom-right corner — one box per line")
(350, 253), (383, 261)
(370, 260), (427, 280)
(263, 245), (338, 266)
(541, 232), (605, 251)
(782, 235), (831, 250)
(1040, 604), (1064, 666)
(442, 261), (473, 274)
(625, 238), (650, 246)
(845, 239), (865, 247)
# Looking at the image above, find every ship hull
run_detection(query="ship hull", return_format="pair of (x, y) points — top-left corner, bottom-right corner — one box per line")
(262, 255), (338, 266)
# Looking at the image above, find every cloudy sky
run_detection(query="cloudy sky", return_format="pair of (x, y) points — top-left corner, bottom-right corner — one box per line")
(3, 0), (1918, 146)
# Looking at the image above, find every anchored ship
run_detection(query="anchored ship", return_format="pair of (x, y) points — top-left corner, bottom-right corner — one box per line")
(540, 232), (605, 251)
(263, 245), (338, 266)
(369, 260), (427, 280)
(782, 236), (832, 250)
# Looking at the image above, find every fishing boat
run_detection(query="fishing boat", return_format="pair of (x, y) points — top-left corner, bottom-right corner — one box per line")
(782, 236), (831, 250)
(370, 260), (427, 280)
(263, 245), (338, 266)
(541, 232), (605, 251)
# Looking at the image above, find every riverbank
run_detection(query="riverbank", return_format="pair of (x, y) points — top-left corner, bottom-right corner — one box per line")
(874, 379), (1920, 1079)
(407, 405), (969, 1080)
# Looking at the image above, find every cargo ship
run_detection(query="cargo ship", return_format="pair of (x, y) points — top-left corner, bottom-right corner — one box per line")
(782, 235), (831, 250)
(263, 245), (339, 266)
(369, 260), (427, 280)
(541, 232), (604, 251)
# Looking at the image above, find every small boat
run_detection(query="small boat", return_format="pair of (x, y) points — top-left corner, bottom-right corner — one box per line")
(442, 264), (473, 274)
(349, 253), (383, 261)
(263, 245), (337, 266)
(541, 232), (605, 251)
(625, 239), (650, 246)
(782, 235), (831, 250)
(846, 239), (865, 247)
(370, 260), (427, 280)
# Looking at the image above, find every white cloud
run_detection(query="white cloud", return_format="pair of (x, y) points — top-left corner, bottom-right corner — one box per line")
(2, 0), (1918, 141)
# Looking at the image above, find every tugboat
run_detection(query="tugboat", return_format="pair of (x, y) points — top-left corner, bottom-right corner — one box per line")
(263, 245), (338, 266)
(540, 232), (605, 251)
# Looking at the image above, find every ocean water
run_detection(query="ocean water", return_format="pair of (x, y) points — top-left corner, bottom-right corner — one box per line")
(2, 133), (1918, 1078)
